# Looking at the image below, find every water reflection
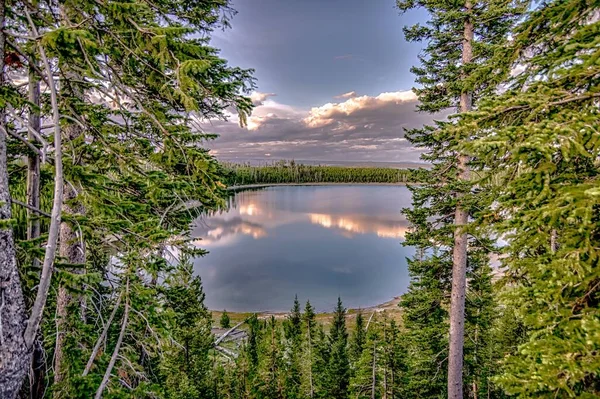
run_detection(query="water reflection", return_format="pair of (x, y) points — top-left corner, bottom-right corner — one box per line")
(191, 185), (414, 312)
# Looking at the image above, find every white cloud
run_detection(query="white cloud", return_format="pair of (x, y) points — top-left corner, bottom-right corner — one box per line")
(303, 90), (417, 128)
(250, 91), (277, 106)
(201, 89), (444, 163)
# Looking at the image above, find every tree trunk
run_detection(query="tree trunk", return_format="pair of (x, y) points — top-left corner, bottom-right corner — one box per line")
(448, 1), (473, 399)
(52, 7), (86, 384)
(53, 179), (85, 391)
(0, 1), (29, 395)
(27, 65), (46, 399)
(27, 69), (41, 247)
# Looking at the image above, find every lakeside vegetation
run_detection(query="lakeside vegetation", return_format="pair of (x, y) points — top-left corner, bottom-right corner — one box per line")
(222, 160), (416, 185)
(0, 0), (598, 398)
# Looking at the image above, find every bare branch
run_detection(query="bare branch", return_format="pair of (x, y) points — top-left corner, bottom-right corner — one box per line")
(83, 294), (122, 376)
(11, 199), (50, 218)
(0, 125), (43, 157)
(94, 294), (129, 399)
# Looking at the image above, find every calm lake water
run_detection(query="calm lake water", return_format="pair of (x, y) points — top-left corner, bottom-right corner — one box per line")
(191, 185), (414, 312)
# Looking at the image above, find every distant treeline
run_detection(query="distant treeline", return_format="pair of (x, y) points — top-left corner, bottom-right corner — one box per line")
(222, 160), (416, 185)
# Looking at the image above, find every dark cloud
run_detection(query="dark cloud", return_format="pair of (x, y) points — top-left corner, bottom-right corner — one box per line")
(202, 91), (447, 163)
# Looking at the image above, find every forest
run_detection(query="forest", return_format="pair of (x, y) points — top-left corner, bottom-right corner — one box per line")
(0, 0), (598, 398)
(222, 161), (415, 185)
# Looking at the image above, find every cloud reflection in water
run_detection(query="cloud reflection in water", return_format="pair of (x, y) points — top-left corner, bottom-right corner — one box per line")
(191, 185), (414, 312)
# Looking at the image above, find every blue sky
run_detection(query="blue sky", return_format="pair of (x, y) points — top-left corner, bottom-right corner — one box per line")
(212, 0), (428, 107)
(204, 0), (439, 163)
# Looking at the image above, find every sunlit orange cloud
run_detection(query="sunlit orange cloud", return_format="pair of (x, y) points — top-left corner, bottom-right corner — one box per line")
(308, 213), (409, 239)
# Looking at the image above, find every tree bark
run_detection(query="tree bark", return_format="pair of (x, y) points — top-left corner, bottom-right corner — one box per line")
(23, 3), (65, 355)
(27, 64), (46, 399)
(448, 1), (473, 399)
(53, 178), (85, 391)
(0, 2), (29, 396)
(27, 69), (41, 246)
(53, 7), (87, 386)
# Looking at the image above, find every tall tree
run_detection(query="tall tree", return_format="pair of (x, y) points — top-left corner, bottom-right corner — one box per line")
(396, 1), (526, 397)
(0, 0), (253, 396)
(283, 295), (303, 399)
(350, 311), (367, 365)
(326, 297), (350, 399)
(0, 0), (30, 395)
(463, 0), (600, 396)
(302, 300), (317, 399)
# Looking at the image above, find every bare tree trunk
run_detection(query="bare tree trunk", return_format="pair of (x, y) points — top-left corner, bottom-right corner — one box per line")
(28, 65), (46, 399)
(27, 69), (41, 247)
(23, 3), (65, 355)
(0, 2), (29, 396)
(448, 2), (473, 399)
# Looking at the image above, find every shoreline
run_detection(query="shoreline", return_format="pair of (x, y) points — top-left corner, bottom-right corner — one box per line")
(210, 296), (402, 324)
(227, 182), (413, 190)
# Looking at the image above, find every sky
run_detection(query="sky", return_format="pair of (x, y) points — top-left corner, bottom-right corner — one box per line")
(204, 0), (439, 164)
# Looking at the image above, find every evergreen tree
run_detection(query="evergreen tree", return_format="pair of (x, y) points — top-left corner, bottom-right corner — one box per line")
(221, 310), (231, 329)
(462, 1), (600, 396)
(160, 257), (215, 398)
(350, 311), (367, 364)
(396, 0), (526, 397)
(283, 295), (303, 399)
(301, 300), (317, 399)
(326, 297), (350, 399)
(255, 316), (284, 399)
(0, 0), (253, 396)
(350, 315), (382, 399)
(385, 319), (408, 398)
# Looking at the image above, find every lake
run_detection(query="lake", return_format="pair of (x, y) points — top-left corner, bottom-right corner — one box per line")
(191, 185), (414, 312)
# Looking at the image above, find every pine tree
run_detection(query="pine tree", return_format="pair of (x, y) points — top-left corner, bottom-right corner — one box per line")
(396, 1), (526, 397)
(350, 314), (382, 399)
(255, 316), (284, 399)
(0, 0), (254, 396)
(283, 295), (303, 399)
(350, 311), (367, 364)
(326, 297), (350, 399)
(160, 257), (215, 398)
(462, 1), (600, 396)
(301, 300), (317, 399)
(221, 310), (231, 329)
(385, 319), (408, 398)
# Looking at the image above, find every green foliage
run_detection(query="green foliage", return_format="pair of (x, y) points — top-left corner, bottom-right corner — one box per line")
(222, 160), (416, 185)
(395, 0), (527, 397)
(325, 298), (350, 399)
(462, 1), (600, 396)
(350, 311), (367, 364)
(220, 310), (231, 329)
